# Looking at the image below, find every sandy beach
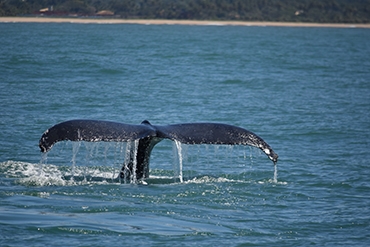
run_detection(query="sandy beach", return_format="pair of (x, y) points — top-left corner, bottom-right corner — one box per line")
(1, 16), (369, 28)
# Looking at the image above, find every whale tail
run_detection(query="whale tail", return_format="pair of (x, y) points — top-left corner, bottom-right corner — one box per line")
(39, 120), (278, 180)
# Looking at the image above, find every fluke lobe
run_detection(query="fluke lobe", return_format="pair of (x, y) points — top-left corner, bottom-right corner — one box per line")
(39, 120), (278, 181)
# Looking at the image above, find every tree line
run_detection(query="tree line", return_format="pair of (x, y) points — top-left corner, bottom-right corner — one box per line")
(1, 0), (369, 23)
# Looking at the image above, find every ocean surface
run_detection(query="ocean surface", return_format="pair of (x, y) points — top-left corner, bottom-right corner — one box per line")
(1, 22), (370, 246)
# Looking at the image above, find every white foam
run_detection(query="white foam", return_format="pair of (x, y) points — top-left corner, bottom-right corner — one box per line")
(184, 176), (241, 184)
(0, 160), (120, 186)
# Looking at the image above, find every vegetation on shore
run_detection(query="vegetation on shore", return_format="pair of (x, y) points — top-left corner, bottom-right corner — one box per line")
(1, 0), (369, 23)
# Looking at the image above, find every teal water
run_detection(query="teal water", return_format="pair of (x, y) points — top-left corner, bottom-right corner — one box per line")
(1, 23), (370, 246)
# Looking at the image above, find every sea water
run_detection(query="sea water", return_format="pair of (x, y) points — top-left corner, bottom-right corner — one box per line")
(0, 22), (370, 246)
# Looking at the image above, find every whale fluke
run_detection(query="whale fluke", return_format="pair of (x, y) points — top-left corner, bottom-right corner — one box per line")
(39, 120), (278, 180)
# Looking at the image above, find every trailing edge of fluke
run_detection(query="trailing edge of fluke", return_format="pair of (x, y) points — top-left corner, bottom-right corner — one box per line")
(39, 120), (278, 180)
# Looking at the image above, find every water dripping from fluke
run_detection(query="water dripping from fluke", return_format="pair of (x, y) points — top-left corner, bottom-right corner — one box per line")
(120, 140), (140, 184)
(273, 163), (278, 183)
(131, 139), (139, 184)
(70, 142), (81, 182)
(38, 120), (279, 185)
(37, 142), (280, 186)
(174, 140), (184, 183)
(39, 151), (48, 177)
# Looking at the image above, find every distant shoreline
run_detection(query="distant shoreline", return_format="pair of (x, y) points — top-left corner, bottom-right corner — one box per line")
(1, 17), (369, 28)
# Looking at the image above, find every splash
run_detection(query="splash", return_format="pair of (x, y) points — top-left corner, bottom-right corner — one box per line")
(1, 160), (67, 186)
